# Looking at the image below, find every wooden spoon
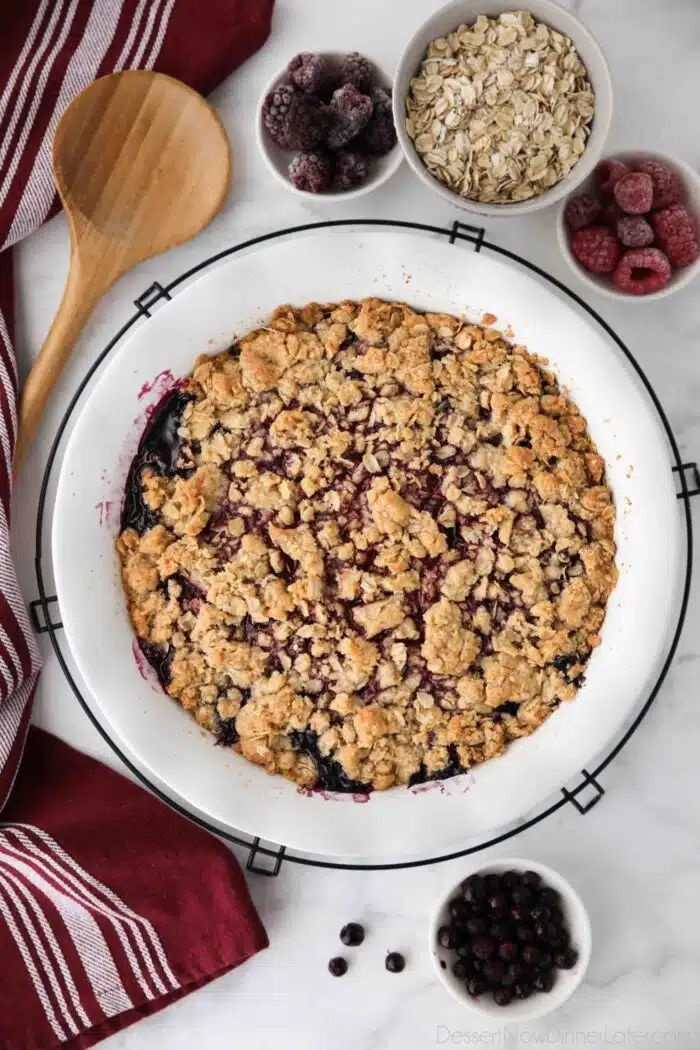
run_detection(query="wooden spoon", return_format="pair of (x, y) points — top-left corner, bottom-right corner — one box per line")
(15, 70), (231, 466)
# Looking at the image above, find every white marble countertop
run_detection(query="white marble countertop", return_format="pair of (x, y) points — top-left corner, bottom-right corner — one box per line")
(10, 0), (700, 1046)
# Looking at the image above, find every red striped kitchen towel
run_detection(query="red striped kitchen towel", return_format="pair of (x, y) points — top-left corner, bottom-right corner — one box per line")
(0, 2), (274, 1047)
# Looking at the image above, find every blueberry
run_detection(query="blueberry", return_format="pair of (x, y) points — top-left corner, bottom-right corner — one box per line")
(500, 970), (517, 988)
(538, 887), (560, 909)
(533, 969), (556, 993)
(437, 925), (454, 950)
(538, 951), (553, 970)
(450, 921), (468, 945)
(329, 956), (348, 976)
(510, 905), (526, 923)
(549, 927), (569, 950)
(514, 982), (533, 999)
(471, 934), (497, 960)
(466, 976), (487, 997)
(488, 892), (508, 913)
(485, 873), (502, 894)
(455, 943), (472, 959)
(498, 941), (519, 962)
(516, 925), (534, 942)
(449, 898), (468, 921)
(522, 870), (542, 889)
(529, 905), (549, 923)
(555, 948), (579, 970)
(452, 958), (469, 979)
(340, 922), (364, 946)
(511, 887), (533, 907)
(466, 916), (488, 936)
(493, 987), (514, 1006)
(483, 959), (505, 984)
(489, 920), (511, 941)
(521, 943), (540, 966)
(385, 952), (405, 973)
(462, 874), (487, 901)
(501, 870), (521, 891)
(508, 961), (525, 981)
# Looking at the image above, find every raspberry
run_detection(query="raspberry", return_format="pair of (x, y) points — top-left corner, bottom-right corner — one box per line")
(339, 52), (373, 93)
(564, 194), (602, 232)
(262, 84), (328, 150)
(571, 226), (621, 274)
(326, 84), (373, 150)
(612, 248), (672, 295)
(595, 159), (629, 194)
(287, 52), (328, 95)
(636, 159), (682, 210)
(616, 216), (654, 248)
(332, 150), (368, 191)
(600, 199), (624, 228)
(651, 204), (699, 267)
(360, 88), (396, 155)
(289, 151), (331, 193)
(614, 172), (653, 215)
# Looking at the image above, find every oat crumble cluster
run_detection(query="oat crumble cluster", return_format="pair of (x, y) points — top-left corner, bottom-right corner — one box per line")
(117, 298), (617, 792)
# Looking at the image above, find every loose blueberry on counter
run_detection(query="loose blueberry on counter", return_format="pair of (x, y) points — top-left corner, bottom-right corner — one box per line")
(385, 952), (405, 973)
(340, 922), (365, 947)
(328, 957), (348, 977)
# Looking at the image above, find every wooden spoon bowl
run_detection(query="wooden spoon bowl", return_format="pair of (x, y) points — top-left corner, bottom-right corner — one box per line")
(16, 70), (231, 465)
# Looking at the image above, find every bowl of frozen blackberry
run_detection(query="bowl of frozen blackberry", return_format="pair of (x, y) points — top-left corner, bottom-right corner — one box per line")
(431, 858), (591, 1021)
(257, 51), (402, 200)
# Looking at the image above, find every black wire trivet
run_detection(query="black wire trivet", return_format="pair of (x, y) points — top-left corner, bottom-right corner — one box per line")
(31, 219), (699, 876)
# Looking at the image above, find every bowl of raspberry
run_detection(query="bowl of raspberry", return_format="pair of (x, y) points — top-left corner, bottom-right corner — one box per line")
(257, 51), (402, 201)
(431, 858), (592, 1021)
(558, 150), (700, 299)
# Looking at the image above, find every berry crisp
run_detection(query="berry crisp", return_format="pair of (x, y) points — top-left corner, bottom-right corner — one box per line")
(117, 299), (617, 792)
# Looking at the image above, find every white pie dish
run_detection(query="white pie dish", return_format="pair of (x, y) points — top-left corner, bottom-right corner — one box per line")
(52, 227), (682, 860)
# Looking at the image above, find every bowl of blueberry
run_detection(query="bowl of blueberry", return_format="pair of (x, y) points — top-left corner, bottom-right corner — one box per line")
(431, 858), (591, 1021)
(557, 150), (700, 299)
(257, 50), (401, 200)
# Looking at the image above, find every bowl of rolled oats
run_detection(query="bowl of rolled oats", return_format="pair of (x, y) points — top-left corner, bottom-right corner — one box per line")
(393, 1), (612, 215)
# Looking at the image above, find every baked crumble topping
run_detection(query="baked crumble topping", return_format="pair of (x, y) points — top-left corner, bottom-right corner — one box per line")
(117, 298), (617, 792)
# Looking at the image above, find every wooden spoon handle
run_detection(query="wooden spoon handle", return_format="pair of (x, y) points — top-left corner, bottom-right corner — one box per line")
(15, 261), (101, 467)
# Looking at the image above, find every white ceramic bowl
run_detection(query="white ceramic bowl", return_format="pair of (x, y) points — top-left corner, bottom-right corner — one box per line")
(393, 0), (612, 217)
(431, 858), (592, 1022)
(256, 51), (402, 201)
(557, 149), (700, 301)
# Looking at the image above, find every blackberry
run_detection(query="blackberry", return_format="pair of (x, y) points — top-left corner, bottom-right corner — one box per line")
(361, 87), (396, 155)
(327, 84), (373, 150)
(288, 52), (328, 95)
(339, 51), (373, 92)
(332, 150), (368, 191)
(262, 83), (328, 150)
(289, 151), (331, 193)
